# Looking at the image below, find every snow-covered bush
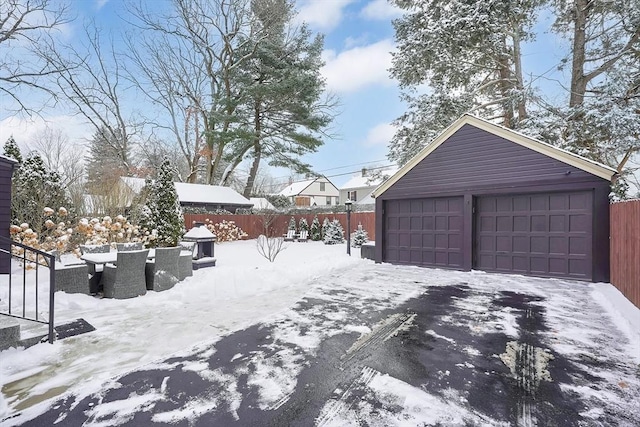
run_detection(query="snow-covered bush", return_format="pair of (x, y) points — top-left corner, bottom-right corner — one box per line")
(323, 219), (344, 245)
(287, 216), (297, 231)
(139, 158), (185, 247)
(298, 217), (309, 232)
(203, 219), (248, 242)
(321, 217), (330, 238)
(310, 215), (322, 241)
(351, 223), (369, 247)
(9, 211), (146, 262)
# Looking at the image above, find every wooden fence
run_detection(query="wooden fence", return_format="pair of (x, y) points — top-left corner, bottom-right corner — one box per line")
(610, 199), (640, 308)
(185, 212), (376, 241)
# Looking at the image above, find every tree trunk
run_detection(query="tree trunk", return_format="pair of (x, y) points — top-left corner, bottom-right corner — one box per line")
(243, 100), (262, 198)
(512, 29), (527, 121)
(498, 37), (514, 127)
(569, 0), (588, 108)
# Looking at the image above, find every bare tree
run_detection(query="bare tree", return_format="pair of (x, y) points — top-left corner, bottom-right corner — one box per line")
(0, 0), (72, 115)
(37, 21), (141, 174)
(26, 126), (85, 210)
(255, 209), (285, 262)
(127, 0), (265, 184)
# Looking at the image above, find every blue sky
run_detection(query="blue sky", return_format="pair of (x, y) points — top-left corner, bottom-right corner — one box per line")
(0, 0), (570, 189)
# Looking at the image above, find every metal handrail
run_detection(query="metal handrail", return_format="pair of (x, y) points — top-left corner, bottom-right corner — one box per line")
(0, 235), (55, 344)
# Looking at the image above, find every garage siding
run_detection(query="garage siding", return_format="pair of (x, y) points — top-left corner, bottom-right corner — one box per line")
(475, 192), (593, 280)
(376, 121), (611, 282)
(384, 197), (464, 268)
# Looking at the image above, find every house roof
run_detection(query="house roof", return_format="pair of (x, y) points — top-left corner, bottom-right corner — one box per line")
(249, 197), (275, 210)
(373, 114), (617, 197)
(340, 168), (398, 190)
(122, 177), (253, 206)
(278, 178), (316, 197)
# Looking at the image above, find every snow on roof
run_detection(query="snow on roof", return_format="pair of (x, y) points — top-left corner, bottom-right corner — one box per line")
(340, 169), (398, 190)
(184, 225), (216, 239)
(249, 197), (275, 210)
(122, 177), (252, 206)
(278, 178), (316, 197)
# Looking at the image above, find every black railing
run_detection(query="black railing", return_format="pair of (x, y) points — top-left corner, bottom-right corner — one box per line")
(0, 235), (55, 344)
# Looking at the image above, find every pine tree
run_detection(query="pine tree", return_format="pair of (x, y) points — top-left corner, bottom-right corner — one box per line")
(139, 158), (185, 247)
(310, 215), (322, 241)
(234, 0), (335, 196)
(323, 219), (345, 245)
(298, 217), (309, 232)
(351, 223), (369, 248)
(9, 150), (70, 234)
(85, 126), (131, 193)
(3, 136), (22, 164)
(288, 216), (297, 231)
(321, 217), (330, 239)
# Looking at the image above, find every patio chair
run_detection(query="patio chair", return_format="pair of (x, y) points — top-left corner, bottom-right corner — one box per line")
(297, 230), (309, 242)
(145, 246), (181, 292)
(79, 244), (111, 255)
(102, 249), (149, 299)
(116, 242), (143, 251)
(178, 242), (195, 281)
(284, 229), (296, 242)
(50, 250), (90, 295)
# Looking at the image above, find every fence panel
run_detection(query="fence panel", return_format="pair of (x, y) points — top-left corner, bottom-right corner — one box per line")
(184, 212), (376, 241)
(610, 200), (640, 308)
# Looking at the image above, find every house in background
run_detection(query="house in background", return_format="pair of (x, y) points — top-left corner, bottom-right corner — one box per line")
(121, 177), (253, 213)
(373, 114), (615, 282)
(339, 167), (397, 205)
(278, 176), (339, 207)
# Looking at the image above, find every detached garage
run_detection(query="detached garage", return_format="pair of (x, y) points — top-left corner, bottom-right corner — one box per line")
(373, 115), (616, 282)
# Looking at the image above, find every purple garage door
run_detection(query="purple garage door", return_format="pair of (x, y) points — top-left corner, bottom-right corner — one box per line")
(475, 192), (593, 280)
(384, 197), (464, 268)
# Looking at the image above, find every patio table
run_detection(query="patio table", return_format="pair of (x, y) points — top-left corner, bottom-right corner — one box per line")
(81, 249), (156, 293)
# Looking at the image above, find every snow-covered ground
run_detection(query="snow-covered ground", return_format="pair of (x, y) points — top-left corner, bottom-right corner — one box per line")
(1, 240), (639, 425)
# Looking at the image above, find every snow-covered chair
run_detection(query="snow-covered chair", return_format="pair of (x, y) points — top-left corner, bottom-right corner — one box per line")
(178, 242), (195, 280)
(102, 249), (149, 299)
(297, 230), (309, 242)
(145, 247), (181, 292)
(284, 229), (296, 242)
(50, 251), (90, 295)
(116, 242), (143, 251)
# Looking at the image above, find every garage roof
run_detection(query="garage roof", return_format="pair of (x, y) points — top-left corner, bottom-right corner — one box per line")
(373, 114), (617, 197)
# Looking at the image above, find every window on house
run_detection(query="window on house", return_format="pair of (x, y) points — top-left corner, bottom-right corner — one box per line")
(348, 191), (357, 201)
(320, 182), (326, 191)
(326, 196), (331, 205)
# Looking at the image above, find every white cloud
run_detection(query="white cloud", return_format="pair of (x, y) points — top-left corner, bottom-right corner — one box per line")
(96, 0), (110, 10)
(295, 0), (357, 31)
(321, 39), (396, 93)
(363, 122), (397, 146)
(0, 114), (92, 152)
(360, 0), (403, 20)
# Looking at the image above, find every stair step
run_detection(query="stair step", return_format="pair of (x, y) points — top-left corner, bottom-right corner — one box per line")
(0, 317), (20, 351)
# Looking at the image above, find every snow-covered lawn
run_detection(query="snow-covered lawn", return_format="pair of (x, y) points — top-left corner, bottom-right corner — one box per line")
(1, 239), (639, 425)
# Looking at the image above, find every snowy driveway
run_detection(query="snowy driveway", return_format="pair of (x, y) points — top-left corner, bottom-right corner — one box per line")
(5, 257), (640, 426)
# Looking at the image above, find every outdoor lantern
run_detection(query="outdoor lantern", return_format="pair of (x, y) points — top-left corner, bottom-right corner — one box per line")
(183, 225), (217, 269)
(345, 199), (353, 256)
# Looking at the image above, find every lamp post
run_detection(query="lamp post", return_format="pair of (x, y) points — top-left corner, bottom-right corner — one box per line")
(345, 199), (353, 256)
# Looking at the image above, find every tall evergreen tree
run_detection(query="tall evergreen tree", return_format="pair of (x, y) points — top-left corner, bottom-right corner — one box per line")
(390, 0), (541, 164)
(139, 158), (185, 247)
(228, 0), (335, 196)
(85, 126), (132, 193)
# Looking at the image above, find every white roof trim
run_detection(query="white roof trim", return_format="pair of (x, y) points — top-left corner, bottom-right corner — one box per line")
(373, 114), (617, 197)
